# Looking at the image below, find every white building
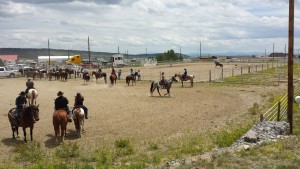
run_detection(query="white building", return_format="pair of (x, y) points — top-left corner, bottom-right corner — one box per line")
(111, 54), (124, 67)
(38, 56), (71, 65)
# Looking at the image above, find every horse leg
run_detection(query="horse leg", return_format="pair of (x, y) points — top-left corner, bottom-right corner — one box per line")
(30, 127), (33, 141)
(157, 87), (161, 96)
(23, 128), (27, 143)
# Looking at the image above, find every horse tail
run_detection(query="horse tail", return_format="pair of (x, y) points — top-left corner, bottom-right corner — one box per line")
(150, 81), (154, 93)
(32, 90), (36, 105)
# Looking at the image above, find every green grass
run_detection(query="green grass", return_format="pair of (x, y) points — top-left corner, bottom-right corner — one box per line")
(3, 63), (300, 168)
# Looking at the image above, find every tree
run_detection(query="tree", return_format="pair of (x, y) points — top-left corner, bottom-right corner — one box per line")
(156, 49), (182, 61)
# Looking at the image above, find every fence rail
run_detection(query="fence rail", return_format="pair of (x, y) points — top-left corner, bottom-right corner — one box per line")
(259, 83), (300, 122)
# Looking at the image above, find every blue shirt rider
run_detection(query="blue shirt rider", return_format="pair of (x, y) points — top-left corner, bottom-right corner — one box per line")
(130, 68), (135, 78)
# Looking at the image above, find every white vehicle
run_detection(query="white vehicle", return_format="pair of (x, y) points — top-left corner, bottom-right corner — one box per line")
(0, 66), (20, 78)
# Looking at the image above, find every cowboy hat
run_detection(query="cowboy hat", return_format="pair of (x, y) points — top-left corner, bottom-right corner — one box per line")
(19, 91), (26, 96)
(57, 91), (64, 96)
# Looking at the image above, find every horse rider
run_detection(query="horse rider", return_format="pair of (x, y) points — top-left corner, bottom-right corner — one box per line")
(182, 68), (188, 80)
(98, 68), (102, 77)
(130, 68), (135, 78)
(137, 70), (141, 81)
(117, 69), (122, 80)
(54, 91), (72, 122)
(73, 92), (88, 119)
(111, 67), (116, 77)
(15, 91), (28, 124)
(25, 79), (35, 97)
(159, 72), (166, 88)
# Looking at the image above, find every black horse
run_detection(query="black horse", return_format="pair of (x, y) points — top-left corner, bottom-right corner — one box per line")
(150, 76), (177, 96)
(215, 61), (223, 67)
(126, 72), (138, 86)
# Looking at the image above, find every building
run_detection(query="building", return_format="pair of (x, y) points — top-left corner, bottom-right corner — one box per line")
(0, 55), (18, 65)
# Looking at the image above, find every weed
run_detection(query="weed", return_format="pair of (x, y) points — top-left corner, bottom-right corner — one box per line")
(55, 142), (80, 159)
(13, 141), (45, 163)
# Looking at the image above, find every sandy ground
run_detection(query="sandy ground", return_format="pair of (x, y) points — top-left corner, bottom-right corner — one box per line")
(0, 62), (286, 160)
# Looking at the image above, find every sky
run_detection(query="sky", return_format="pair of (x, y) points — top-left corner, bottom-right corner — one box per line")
(0, 0), (300, 55)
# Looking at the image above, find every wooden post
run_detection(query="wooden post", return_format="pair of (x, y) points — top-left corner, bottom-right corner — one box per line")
(256, 65), (257, 72)
(209, 70), (211, 82)
(241, 67), (243, 75)
(221, 68), (223, 79)
(260, 114), (264, 122)
(277, 101), (281, 121)
(248, 66), (250, 73)
(232, 68), (234, 76)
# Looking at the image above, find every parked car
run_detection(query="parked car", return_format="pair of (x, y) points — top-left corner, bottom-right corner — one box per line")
(0, 66), (20, 78)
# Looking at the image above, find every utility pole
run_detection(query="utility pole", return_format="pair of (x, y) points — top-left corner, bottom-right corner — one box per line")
(88, 36), (91, 63)
(48, 39), (50, 68)
(288, 0), (294, 134)
(200, 42), (202, 58)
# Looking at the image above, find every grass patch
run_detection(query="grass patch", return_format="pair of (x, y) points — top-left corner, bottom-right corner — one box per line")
(55, 142), (80, 159)
(13, 141), (45, 163)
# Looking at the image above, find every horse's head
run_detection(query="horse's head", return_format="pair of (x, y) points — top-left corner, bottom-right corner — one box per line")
(172, 76), (178, 82)
(30, 105), (40, 121)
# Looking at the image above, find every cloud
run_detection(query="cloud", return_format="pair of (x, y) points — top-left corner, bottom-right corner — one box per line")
(0, 0), (299, 54)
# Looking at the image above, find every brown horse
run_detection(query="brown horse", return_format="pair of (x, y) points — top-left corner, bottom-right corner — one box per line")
(91, 71), (107, 84)
(65, 68), (75, 79)
(150, 76), (177, 97)
(125, 72), (138, 86)
(72, 107), (85, 138)
(174, 73), (195, 87)
(59, 69), (68, 82)
(8, 108), (19, 139)
(8, 105), (40, 142)
(109, 74), (117, 85)
(53, 109), (68, 143)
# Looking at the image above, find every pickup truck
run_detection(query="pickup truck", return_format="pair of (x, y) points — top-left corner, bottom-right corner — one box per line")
(0, 66), (20, 78)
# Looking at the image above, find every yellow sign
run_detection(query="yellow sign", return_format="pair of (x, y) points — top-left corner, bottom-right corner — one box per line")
(66, 55), (82, 64)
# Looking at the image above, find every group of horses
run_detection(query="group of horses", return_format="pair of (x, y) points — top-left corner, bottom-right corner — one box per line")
(24, 68), (76, 81)
(8, 88), (84, 143)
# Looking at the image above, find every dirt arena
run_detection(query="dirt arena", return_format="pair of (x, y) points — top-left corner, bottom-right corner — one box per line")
(0, 62), (286, 160)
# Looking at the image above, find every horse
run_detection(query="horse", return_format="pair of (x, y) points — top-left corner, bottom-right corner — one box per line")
(215, 61), (223, 67)
(65, 68), (75, 79)
(8, 105), (40, 142)
(72, 107), (85, 138)
(27, 89), (38, 106)
(150, 76), (177, 97)
(109, 74), (117, 85)
(59, 69), (68, 82)
(125, 72), (138, 86)
(83, 73), (90, 85)
(174, 73), (195, 87)
(53, 109), (68, 143)
(91, 71), (107, 84)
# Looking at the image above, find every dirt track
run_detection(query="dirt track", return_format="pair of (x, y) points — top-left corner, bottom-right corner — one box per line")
(0, 62), (286, 160)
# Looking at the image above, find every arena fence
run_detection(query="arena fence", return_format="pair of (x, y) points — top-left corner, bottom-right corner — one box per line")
(141, 60), (290, 85)
(258, 83), (300, 123)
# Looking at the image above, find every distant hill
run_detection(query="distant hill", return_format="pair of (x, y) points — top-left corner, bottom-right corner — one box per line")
(0, 48), (191, 61)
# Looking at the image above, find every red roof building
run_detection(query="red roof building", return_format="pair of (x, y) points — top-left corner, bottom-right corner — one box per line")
(0, 55), (18, 65)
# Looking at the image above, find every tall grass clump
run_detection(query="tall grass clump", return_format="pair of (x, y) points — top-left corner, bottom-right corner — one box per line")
(114, 138), (135, 157)
(248, 102), (260, 115)
(13, 141), (45, 163)
(55, 142), (80, 159)
(93, 147), (115, 168)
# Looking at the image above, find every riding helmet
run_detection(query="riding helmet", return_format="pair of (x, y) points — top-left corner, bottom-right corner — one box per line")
(19, 91), (26, 96)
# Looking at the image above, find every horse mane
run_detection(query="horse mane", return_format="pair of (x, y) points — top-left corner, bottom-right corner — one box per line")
(23, 106), (35, 121)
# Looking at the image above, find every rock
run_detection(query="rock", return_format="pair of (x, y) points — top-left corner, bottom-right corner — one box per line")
(244, 130), (258, 143)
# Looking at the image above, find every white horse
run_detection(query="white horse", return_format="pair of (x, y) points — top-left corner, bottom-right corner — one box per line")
(72, 107), (85, 138)
(27, 89), (38, 106)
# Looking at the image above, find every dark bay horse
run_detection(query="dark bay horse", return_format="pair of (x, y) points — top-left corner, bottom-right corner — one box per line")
(126, 72), (138, 86)
(174, 73), (195, 87)
(110, 74), (117, 85)
(59, 69), (68, 82)
(53, 109), (68, 143)
(8, 105), (40, 142)
(215, 61), (223, 67)
(8, 108), (19, 139)
(72, 107), (85, 138)
(150, 76), (177, 97)
(91, 71), (107, 84)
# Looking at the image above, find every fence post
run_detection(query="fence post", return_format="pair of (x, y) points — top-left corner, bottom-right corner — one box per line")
(241, 67), (243, 75)
(277, 101), (281, 121)
(260, 114), (264, 122)
(221, 68), (223, 79)
(232, 68), (234, 76)
(255, 65), (257, 72)
(262, 64), (264, 70)
(248, 66), (250, 73)
(209, 70), (211, 82)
